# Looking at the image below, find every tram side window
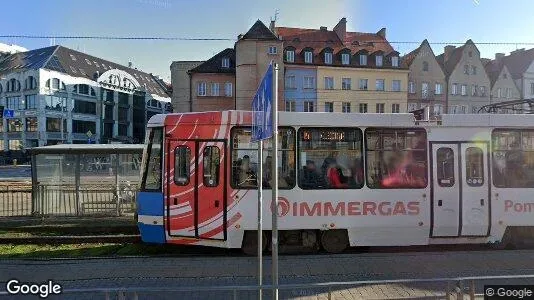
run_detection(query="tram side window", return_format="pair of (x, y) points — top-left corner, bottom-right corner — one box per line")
(174, 146), (191, 186)
(365, 128), (427, 189)
(203, 146), (220, 187)
(142, 127), (163, 191)
(465, 147), (484, 187)
(298, 127), (363, 189)
(492, 129), (534, 188)
(231, 127), (295, 189)
(436, 147), (455, 187)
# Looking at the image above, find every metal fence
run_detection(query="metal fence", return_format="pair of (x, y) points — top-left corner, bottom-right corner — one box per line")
(0, 183), (137, 217)
(1, 274), (532, 299)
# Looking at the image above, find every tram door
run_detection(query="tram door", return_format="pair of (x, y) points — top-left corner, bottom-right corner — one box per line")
(431, 142), (490, 237)
(166, 139), (227, 240)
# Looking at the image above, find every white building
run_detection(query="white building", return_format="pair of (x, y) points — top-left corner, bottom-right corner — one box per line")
(0, 45), (171, 162)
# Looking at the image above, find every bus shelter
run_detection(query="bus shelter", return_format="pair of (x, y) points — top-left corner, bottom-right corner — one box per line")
(30, 144), (143, 217)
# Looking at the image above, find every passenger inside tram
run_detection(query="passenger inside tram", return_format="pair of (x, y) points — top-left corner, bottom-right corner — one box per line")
(505, 141), (525, 185)
(238, 155), (257, 187)
(325, 157), (348, 188)
(262, 155), (272, 187)
(301, 160), (326, 189)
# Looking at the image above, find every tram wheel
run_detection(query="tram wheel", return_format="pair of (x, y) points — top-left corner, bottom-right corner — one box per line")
(242, 231), (268, 256)
(321, 230), (349, 254)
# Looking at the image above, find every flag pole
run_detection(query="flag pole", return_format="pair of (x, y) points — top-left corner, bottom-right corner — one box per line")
(257, 139), (263, 300)
(271, 62), (279, 300)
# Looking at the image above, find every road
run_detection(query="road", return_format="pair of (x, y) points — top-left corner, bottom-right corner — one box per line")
(2, 249), (534, 299)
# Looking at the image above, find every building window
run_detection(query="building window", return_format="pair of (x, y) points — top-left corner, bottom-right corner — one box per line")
(341, 53), (350, 65)
(375, 55), (383, 67)
(225, 82), (232, 97)
(73, 100), (97, 115)
(8, 140), (22, 151)
(72, 120), (96, 134)
(434, 104), (443, 115)
(392, 103), (400, 113)
(409, 81), (415, 94)
(359, 103), (368, 113)
(480, 86), (486, 97)
(391, 56), (399, 67)
(324, 102), (334, 112)
(359, 79), (368, 90)
(472, 85), (477, 96)
(342, 78), (351, 90)
(25, 95), (37, 109)
(297, 127), (363, 189)
(461, 84), (467, 96)
(391, 80), (401, 92)
(342, 102), (351, 113)
(408, 103), (419, 112)
(7, 78), (21, 92)
(46, 117), (64, 132)
(376, 103), (385, 113)
(286, 50), (295, 63)
(285, 101), (296, 112)
(435, 83), (442, 95)
(197, 82), (207, 96)
(25, 76), (37, 90)
(222, 58), (230, 68)
(468, 51), (473, 57)
(375, 79), (385, 91)
(530, 82), (534, 95)
(324, 77), (334, 90)
(25, 117), (38, 132)
(268, 46), (277, 55)
(365, 128), (427, 189)
(460, 105), (468, 114)
(359, 54), (367, 66)
(421, 82), (429, 99)
(77, 84), (90, 95)
(303, 76), (315, 89)
(324, 52), (333, 64)
(7, 119), (23, 132)
(51, 78), (60, 90)
(422, 61), (429, 71)
(285, 76), (296, 89)
(211, 83), (220, 96)
(464, 65), (469, 75)
(472, 66), (477, 75)
(45, 96), (67, 111)
(452, 83), (458, 95)
(304, 101), (315, 112)
(6, 96), (23, 110)
(304, 51), (313, 64)
(449, 105), (458, 114)
(230, 127), (295, 189)
(507, 87), (512, 98)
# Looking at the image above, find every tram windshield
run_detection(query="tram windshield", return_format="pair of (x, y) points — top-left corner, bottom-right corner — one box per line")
(141, 127), (163, 191)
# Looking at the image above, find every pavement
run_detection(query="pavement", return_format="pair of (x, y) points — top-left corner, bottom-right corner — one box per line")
(2, 249), (534, 299)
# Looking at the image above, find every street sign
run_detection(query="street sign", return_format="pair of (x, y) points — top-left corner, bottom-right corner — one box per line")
(3, 109), (14, 119)
(251, 62), (273, 142)
(86, 130), (93, 138)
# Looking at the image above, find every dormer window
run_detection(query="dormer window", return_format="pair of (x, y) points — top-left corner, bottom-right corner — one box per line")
(423, 61), (429, 72)
(376, 55), (383, 67)
(304, 51), (313, 64)
(286, 50), (295, 63)
(324, 52), (332, 64)
(222, 58), (230, 68)
(391, 56), (399, 67)
(341, 53), (350, 65)
(268, 46), (277, 55)
(360, 54), (367, 66)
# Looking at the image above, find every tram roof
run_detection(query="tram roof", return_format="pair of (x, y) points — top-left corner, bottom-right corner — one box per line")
(30, 144), (144, 155)
(149, 111), (534, 128)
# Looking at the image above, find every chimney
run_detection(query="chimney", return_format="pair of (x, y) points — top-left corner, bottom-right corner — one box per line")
(333, 17), (347, 41)
(320, 26), (327, 31)
(377, 28), (386, 39)
(128, 60), (133, 68)
(444, 45), (456, 62)
(270, 20), (275, 31)
(495, 53), (505, 61)
(237, 34), (243, 40)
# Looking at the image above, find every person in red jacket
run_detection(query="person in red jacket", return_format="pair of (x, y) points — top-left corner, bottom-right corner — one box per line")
(326, 158), (348, 188)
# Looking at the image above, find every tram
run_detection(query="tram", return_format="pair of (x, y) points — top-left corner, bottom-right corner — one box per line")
(136, 111), (534, 254)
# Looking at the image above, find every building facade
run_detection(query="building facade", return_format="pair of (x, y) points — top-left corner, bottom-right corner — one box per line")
(170, 60), (203, 112)
(403, 40), (447, 118)
(436, 40), (491, 114)
(482, 54), (521, 112)
(0, 46), (171, 162)
(501, 48), (534, 100)
(276, 18), (407, 113)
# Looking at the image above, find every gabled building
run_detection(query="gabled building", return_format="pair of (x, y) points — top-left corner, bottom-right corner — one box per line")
(402, 39), (446, 118)
(436, 40), (491, 114)
(0, 45), (171, 161)
(276, 18), (408, 113)
(482, 54), (520, 112)
(170, 60), (203, 112)
(501, 48), (534, 100)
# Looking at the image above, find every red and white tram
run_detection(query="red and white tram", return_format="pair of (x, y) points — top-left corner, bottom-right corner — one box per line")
(136, 111), (534, 253)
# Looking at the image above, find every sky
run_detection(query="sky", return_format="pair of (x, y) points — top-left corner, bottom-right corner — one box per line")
(1, 0), (534, 82)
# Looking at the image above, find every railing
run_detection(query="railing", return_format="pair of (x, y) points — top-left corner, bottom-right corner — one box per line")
(0, 183), (137, 217)
(1, 274), (532, 299)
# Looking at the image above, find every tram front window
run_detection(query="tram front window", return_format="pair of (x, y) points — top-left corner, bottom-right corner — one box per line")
(141, 127), (163, 191)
